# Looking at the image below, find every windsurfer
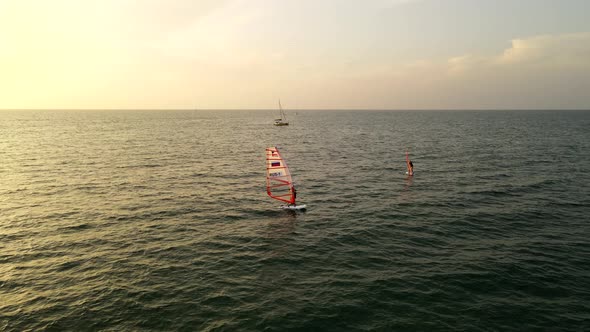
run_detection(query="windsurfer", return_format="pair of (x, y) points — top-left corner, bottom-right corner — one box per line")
(290, 186), (297, 206)
(406, 150), (414, 176)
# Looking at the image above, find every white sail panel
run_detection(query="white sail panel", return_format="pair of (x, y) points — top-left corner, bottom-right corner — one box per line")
(266, 146), (294, 204)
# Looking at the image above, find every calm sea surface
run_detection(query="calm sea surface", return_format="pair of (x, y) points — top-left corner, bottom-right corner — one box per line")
(1, 110), (589, 331)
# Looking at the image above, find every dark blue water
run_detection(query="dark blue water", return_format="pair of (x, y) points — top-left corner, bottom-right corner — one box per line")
(1, 110), (589, 331)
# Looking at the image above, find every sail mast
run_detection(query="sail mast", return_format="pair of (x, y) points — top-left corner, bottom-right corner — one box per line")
(279, 99), (287, 121)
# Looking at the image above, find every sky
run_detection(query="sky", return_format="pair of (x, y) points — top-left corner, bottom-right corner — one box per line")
(1, 0), (589, 110)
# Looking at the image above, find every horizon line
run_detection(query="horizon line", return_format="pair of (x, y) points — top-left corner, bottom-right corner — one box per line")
(1, 108), (589, 112)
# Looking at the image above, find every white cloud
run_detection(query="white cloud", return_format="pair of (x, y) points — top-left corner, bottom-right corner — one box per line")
(0, 0), (588, 110)
(156, 0), (270, 66)
(379, 0), (422, 8)
(496, 32), (590, 67)
(441, 32), (590, 74)
(310, 32), (590, 109)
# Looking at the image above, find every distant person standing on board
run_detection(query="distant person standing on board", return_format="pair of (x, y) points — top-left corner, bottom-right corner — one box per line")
(291, 186), (297, 206)
(406, 149), (414, 176)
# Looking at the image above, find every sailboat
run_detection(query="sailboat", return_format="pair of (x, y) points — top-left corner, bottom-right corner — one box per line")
(273, 100), (289, 126)
(266, 146), (306, 210)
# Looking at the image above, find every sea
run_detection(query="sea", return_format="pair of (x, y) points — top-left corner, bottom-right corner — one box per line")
(1, 110), (589, 331)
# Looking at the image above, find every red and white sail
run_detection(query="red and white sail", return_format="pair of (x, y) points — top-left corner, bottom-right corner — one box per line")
(266, 146), (295, 204)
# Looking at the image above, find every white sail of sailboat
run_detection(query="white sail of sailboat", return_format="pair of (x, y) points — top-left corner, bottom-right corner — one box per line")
(273, 100), (289, 126)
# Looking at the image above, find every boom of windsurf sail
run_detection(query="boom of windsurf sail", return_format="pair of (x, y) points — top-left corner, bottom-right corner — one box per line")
(266, 146), (295, 204)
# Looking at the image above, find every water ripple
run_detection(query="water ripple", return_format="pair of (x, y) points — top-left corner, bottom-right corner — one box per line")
(1, 110), (589, 331)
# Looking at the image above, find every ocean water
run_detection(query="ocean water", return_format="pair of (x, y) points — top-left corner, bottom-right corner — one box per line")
(1, 110), (589, 331)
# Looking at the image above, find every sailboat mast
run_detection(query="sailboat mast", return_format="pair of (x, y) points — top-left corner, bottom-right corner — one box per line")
(279, 99), (286, 121)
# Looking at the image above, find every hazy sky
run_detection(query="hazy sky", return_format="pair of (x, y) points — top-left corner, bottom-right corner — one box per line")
(1, 0), (589, 109)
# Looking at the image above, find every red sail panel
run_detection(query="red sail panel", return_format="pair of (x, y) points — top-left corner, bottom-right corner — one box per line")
(266, 146), (295, 204)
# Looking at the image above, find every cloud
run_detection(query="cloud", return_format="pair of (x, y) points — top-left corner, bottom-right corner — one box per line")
(155, 0), (272, 67)
(444, 32), (590, 73)
(379, 0), (423, 7)
(496, 32), (590, 67)
(437, 32), (590, 109)
(0, 0), (588, 111)
(311, 32), (590, 109)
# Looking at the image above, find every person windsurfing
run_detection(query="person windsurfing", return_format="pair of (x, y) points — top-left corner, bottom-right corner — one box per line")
(290, 186), (297, 206)
(406, 149), (414, 176)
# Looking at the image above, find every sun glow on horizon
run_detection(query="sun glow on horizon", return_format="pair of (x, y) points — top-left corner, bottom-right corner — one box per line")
(1, 0), (589, 110)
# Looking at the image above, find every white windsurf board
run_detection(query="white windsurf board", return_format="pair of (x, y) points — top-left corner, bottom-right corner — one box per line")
(280, 204), (307, 210)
